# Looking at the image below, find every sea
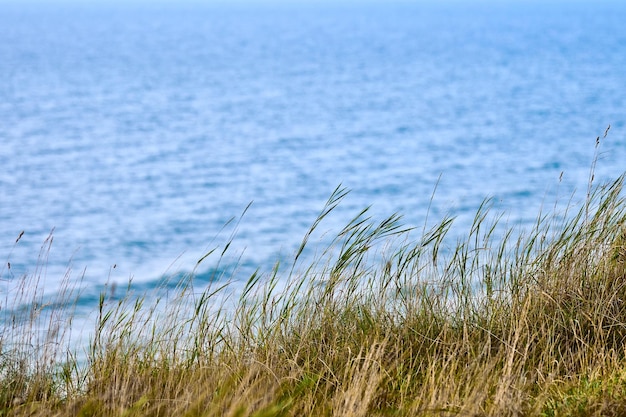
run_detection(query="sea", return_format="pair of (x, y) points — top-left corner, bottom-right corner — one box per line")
(1, 0), (626, 327)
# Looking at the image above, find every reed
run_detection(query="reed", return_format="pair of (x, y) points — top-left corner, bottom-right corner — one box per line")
(3, 128), (626, 416)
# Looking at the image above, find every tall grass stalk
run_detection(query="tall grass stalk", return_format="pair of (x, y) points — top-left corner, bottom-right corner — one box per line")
(3, 131), (626, 416)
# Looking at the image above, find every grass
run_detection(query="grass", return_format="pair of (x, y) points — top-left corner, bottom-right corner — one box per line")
(3, 127), (626, 416)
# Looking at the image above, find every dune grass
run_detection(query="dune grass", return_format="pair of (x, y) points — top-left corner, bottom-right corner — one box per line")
(3, 130), (626, 416)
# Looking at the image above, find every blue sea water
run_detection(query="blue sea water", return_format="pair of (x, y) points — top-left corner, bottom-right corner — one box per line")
(1, 0), (626, 314)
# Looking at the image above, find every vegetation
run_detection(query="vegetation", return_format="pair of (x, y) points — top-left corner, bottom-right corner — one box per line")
(3, 129), (626, 416)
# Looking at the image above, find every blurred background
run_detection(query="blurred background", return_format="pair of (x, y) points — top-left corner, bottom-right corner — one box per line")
(1, 0), (625, 307)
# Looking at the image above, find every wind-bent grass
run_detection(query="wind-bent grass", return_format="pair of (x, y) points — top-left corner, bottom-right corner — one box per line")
(4, 132), (626, 416)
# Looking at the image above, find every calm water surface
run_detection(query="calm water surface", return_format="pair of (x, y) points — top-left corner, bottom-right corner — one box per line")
(1, 1), (626, 312)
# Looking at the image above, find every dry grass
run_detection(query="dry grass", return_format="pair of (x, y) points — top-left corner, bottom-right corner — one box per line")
(3, 128), (626, 416)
